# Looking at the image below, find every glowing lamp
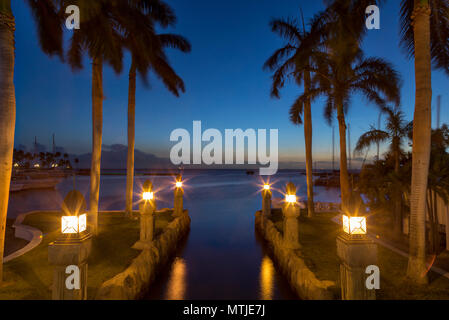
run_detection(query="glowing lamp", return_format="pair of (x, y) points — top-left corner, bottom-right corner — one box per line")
(34, 163), (40, 168)
(263, 184), (270, 190)
(285, 194), (297, 203)
(342, 215), (367, 236)
(14, 163), (19, 168)
(176, 181), (183, 188)
(143, 191), (154, 201)
(61, 213), (87, 234)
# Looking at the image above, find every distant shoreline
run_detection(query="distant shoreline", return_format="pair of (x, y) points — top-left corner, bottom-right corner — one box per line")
(73, 168), (360, 176)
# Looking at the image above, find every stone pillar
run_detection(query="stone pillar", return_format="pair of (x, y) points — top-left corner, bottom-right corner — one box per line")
(282, 182), (300, 249)
(336, 234), (377, 300)
(48, 189), (92, 300)
(48, 233), (92, 300)
(133, 200), (156, 250)
(173, 187), (184, 217)
(282, 202), (300, 249)
(262, 188), (272, 220)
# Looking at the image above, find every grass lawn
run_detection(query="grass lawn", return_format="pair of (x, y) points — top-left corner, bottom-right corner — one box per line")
(270, 211), (449, 299)
(0, 210), (174, 300)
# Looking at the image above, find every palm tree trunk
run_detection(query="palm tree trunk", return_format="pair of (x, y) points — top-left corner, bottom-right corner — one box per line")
(426, 190), (433, 253)
(429, 189), (440, 254)
(125, 60), (136, 218)
(393, 143), (402, 237)
(433, 190), (440, 254)
(304, 70), (314, 218)
(0, 4), (15, 284)
(336, 102), (351, 211)
(407, 1), (432, 284)
(90, 57), (103, 235)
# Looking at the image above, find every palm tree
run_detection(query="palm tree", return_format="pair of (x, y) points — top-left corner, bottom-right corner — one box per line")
(400, 0), (449, 283)
(123, 2), (191, 217)
(66, 0), (134, 234)
(292, 53), (401, 211)
(264, 12), (320, 217)
(290, 0), (401, 211)
(0, 0), (63, 283)
(355, 106), (410, 235)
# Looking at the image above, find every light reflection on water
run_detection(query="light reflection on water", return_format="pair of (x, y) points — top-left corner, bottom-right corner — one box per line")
(7, 170), (340, 299)
(164, 257), (187, 300)
(259, 255), (275, 300)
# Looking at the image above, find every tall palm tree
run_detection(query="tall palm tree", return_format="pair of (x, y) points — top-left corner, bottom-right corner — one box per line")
(291, 0), (400, 211)
(66, 0), (132, 234)
(355, 106), (410, 235)
(0, 0), (63, 283)
(264, 13), (320, 217)
(292, 51), (401, 211)
(400, 0), (449, 283)
(123, 3), (190, 217)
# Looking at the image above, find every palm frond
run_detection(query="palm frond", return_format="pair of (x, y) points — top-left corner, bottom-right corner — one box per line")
(269, 18), (303, 45)
(400, 0), (449, 74)
(263, 45), (297, 71)
(289, 95), (305, 125)
(158, 34), (191, 52)
(355, 128), (389, 154)
(26, 0), (64, 58)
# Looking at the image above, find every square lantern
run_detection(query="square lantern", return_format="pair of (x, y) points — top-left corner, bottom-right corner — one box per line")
(285, 194), (297, 203)
(143, 191), (154, 201)
(342, 215), (367, 236)
(61, 214), (87, 234)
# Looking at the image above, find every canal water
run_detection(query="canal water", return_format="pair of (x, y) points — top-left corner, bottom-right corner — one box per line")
(7, 169), (340, 299)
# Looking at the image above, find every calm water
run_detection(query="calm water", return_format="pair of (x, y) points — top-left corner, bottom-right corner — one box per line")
(7, 170), (340, 300)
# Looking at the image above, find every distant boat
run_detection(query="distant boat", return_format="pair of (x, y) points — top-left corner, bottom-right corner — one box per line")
(10, 173), (63, 192)
(246, 170), (255, 175)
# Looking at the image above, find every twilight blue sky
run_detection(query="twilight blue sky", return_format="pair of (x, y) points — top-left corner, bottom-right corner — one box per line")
(12, 0), (449, 163)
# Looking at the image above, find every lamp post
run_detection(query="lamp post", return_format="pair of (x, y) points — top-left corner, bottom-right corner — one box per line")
(133, 180), (156, 250)
(336, 214), (377, 300)
(282, 182), (300, 249)
(173, 175), (184, 217)
(261, 184), (272, 228)
(48, 190), (92, 300)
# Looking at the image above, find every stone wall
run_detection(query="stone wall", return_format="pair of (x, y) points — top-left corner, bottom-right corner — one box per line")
(95, 212), (190, 300)
(255, 211), (336, 300)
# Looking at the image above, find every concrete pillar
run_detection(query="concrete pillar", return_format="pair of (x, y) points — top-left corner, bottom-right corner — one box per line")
(282, 182), (300, 249)
(133, 200), (156, 250)
(282, 202), (300, 249)
(174, 187), (184, 217)
(48, 233), (92, 300)
(48, 189), (91, 300)
(262, 187), (272, 221)
(336, 234), (377, 300)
